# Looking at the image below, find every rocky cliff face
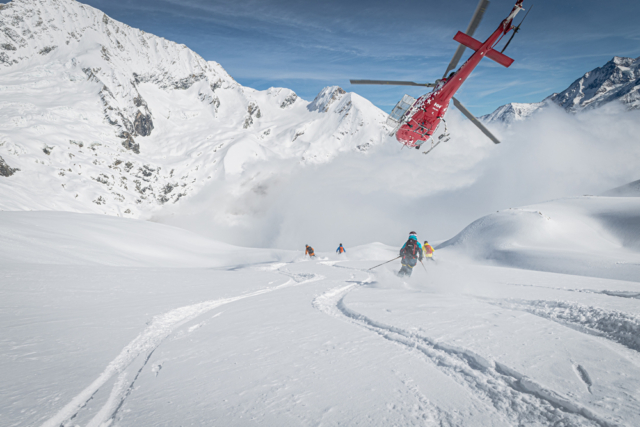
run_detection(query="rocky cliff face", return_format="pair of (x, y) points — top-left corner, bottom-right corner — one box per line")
(0, 0), (391, 217)
(482, 56), (640, 124)
(548, 56), (640, 113)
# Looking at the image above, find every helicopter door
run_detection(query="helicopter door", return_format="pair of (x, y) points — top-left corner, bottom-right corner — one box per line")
(386, 94), (416, 127)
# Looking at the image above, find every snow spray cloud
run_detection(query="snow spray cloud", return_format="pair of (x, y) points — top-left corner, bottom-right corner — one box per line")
(158, 105), (640, 250)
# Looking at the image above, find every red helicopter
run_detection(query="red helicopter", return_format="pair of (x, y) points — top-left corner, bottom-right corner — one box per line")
(351, 0), (531, 154)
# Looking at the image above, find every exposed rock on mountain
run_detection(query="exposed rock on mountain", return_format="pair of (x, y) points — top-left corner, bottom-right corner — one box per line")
(0, 155), (19, 177)
(120, 132), (139, 154)
(280, 93), (298, 109)
(308, 86), (347, 113)
(134, 111), (153, 137)
(549, 56), (640, 112)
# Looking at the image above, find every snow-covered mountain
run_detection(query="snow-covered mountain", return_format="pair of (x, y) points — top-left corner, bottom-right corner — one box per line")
(549, 56), (640, 112)
(0, 0), (391, 218)
(478, 101), (545, 125)
(482, 56), (640, 124)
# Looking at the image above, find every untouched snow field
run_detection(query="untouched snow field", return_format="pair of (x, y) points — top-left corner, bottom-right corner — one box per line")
(2, 190), (639, 426)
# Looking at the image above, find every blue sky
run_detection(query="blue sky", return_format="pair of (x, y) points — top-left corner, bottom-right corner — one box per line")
(82, 0), (640, 115)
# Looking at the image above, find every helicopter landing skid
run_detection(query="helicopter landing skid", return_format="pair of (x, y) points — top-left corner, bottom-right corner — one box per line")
(422, 119), (450, 155)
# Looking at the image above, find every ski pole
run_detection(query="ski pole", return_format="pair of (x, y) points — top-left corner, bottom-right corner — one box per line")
(420, 259), (428, 273)
(368, 256), (401, 270)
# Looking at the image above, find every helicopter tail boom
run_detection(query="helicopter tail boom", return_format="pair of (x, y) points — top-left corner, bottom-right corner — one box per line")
(453, 31), (514, 68)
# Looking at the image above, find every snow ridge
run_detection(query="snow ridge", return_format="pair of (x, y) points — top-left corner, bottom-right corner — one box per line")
(437, 196), (640, 282)
(601, 178), (640, 197)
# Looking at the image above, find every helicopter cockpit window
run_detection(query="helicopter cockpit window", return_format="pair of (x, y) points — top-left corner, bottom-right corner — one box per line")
(387, 94), (416, 127)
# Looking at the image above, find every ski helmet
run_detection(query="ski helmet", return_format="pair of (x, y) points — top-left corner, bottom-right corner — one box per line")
(409, 231), (417, 235)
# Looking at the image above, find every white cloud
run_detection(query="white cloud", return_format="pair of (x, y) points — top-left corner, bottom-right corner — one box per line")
(159, 104), (640, 251)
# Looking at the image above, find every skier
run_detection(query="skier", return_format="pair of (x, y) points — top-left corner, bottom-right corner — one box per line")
(423, 240), (435, 260)
(398, 232), (423, 277)
(336, 243), (346, 254)
(305, 244), (316, 258)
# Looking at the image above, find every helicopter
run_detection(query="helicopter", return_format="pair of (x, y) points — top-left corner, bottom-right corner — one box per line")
(351, 0), (531, 154)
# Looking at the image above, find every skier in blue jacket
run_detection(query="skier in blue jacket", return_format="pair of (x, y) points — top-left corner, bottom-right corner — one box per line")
(336, 243), (346, 254)
(398, 232), (423, 277)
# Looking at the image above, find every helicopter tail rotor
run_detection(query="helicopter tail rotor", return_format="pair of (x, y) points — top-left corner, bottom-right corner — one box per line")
(501, 3), (534, 53)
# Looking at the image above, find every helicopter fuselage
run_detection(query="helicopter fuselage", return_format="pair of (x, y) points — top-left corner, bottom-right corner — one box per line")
(396, 3), (522, 147)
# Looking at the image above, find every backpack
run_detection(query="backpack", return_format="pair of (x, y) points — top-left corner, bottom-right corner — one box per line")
(403, 239), (418, 258)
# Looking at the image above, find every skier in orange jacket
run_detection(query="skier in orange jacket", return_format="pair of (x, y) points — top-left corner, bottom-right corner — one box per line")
(305, 245), (316, 258)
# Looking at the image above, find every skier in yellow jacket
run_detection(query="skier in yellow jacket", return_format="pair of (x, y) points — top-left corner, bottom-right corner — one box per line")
(423, 241), (435, 260)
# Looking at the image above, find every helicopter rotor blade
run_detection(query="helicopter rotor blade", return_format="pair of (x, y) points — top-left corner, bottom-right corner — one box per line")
(452, 97), (500, 144)
(443, 0), (490, 78)
(350, 79), (436, 87)
(500, 4), (533, 53)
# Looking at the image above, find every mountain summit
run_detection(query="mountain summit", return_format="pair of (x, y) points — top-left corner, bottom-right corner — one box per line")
(549, 56), (640, 113)
(483, 56), (640, 123)
(0, 0), (391, 217)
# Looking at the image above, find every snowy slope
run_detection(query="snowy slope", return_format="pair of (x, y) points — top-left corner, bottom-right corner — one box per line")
(3, 203), (640, 426)
(3, 3), (640, 425)
(482, 56), (640, 124)
(601, 178), (640, 197)
(0, 0), (391, 218)
(438, 190), (640, 281)
(0, 211), (296, 267)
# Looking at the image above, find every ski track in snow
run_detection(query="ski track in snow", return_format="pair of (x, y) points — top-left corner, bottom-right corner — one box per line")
(496, 299), (640, 354)
(40, 264), (322, 427)
(596, 290), (640, 299)
(508, 283), (640, 300)
(313, 266), (619, 427)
